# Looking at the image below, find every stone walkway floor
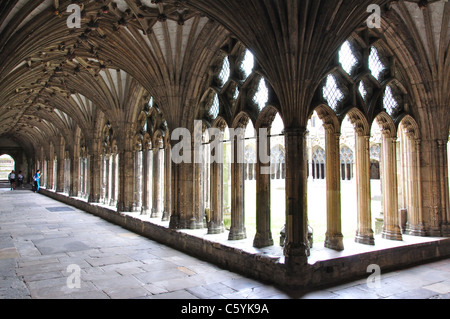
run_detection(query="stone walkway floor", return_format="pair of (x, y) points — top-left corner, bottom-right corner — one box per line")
(0, 183), (449, 300)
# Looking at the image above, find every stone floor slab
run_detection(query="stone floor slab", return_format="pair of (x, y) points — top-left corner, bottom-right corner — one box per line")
(1, 186), (449, 301)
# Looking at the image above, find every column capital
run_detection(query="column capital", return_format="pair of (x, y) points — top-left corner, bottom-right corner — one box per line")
(284, 126), (308, 137)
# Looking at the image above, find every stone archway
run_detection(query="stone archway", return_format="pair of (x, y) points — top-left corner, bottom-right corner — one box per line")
(0, 154), (15, 180)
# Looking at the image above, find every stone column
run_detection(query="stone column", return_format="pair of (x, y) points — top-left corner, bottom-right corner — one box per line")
(253, 128), (273, 248)
(104, 154), (111, 204)
(85, 157), (90, 199)
(162, 145), (171, 221)
(283, 128), (309, 265)
(69, 152), (79, 197)
(133, 150), (143, 212)
(56, 153), (65, 193)
(47, 157), (54, 190)
(405, 135), (425, 235)
(88, 153), (101, 203)
(228, 127), (247, 240)
(109, 153), (117, 207)
(381, 135), (402, 241)
(324, 126), (344, 250)
(193, 152), (205, 229)
(438, 140), (450, 236)
(100, 155), (105, 201)
(208, 130), (224, 234)
(169, 155), (180, 229)
(141, 148), (152, 215)
(422, 139), (444, 236)
(355, 133), (375, 245)
(117, 149), (134, 212)
(151, 143), (163, 218)
(79, 158), (85, 197)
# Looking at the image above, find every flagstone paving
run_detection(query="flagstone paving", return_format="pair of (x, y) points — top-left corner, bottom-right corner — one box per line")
(0, 184), (449, 300)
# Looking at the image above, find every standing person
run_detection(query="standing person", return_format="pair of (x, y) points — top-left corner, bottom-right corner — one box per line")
(33, 170), (41, 193)
(8, 170), (16, 190)
(17, 171), (24, 188)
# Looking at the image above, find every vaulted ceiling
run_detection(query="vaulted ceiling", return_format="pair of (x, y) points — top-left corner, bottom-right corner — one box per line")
(0, 0), (448, 157)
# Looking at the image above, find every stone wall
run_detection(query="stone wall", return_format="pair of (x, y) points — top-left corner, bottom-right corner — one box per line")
(40, 188), (450, 290)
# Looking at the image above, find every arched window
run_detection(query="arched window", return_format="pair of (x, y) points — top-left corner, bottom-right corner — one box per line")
(323, 74), (344, 111)
(270, 144), (285, 180)
(253, 78), (268, 111)
(219, 56), (230, 85)
(244, 145), (257, 180)
(339, 41), (358, 75)
(0, 154), (15, 180)
(370, 144), (381, 162)
(209, 93), (220, 119)
(368, 47), (385, 81)
(383, 86), (399, 116)
(312, 147), (326, 180)
(241, 49), (254, 80)
(340, 146), (354, 181)
(359, 81), (368, 100)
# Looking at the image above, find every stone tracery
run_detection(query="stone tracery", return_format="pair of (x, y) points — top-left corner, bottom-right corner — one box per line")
(0, 0), (448, 289)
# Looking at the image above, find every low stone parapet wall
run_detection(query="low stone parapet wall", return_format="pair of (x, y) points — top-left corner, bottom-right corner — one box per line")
(39, 189), (450, 290)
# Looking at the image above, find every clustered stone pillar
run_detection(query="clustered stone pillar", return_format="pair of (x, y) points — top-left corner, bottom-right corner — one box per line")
(133, 149), (143, 212)
(229, 127), (246, 240)
(324, 125), (344, 251)
(88, 153), (101, 203)
(117, 149), (134, 212)
(104, 154), (111, 203)
(47, 146), (54, 190)
(151, 140), (163, 218)
(56, 143), (65, 193)
(110, 153), (118, 207)
(162, 144), (171, 221)
(437, 140), (450, 236)
(253, 127), (273, 248)
(193, 125), (206, 229)
(283, 127), (309, 266)
(381, 133), (402, 240)
(355, 133), (375, 245)
(100, 154), (106, 203)
(70, 151), (79, 197)
(208, 130), (225, 234)
(141, 147), (152, 215)
(405, 135), (425, 235)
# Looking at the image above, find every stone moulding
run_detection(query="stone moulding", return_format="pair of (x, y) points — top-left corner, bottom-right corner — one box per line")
(39, 188), (450, 290)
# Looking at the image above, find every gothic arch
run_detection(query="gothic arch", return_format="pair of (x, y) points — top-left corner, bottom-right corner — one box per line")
(398, 114), (421, 140)
(374, 111), (397, 139)
(314, 104), (341, 134)
(231, 111), (251, 129)
(344, 107), (370, 136)
(255, 105), (279, 130)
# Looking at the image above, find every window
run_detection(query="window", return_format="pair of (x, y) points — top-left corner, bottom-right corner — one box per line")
(339, 41), (358, 75)
(312, 147), (326, 180)
(340, 146), (354, 181)
(209, 93), (220, 119)
(253, 78), (268, 111)
(219, 56), (230, 85)
(359, 81), (368, 100)
(323, 74), (344, 111)
(241, 49), (254, 79)
(270, 145), (285, 180)
(383, 86), (398, 116)
(369, 47), (385, 81)
(233, 87), (239, 101)
(370, 144), (381, 161)
(244, 145), (256, 180)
